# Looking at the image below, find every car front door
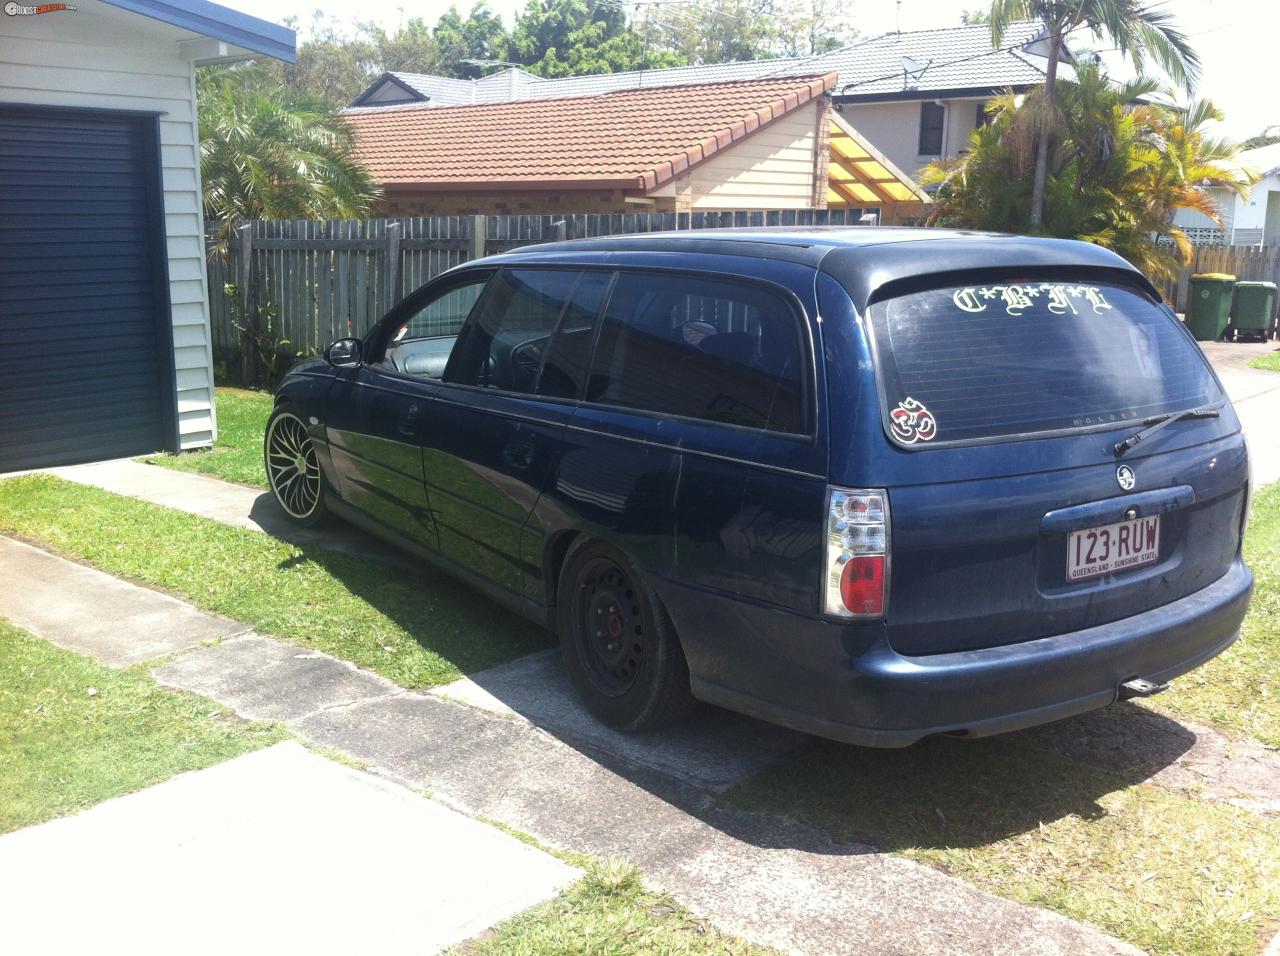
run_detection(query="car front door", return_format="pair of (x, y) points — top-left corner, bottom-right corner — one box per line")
(324, 271), (492, 549)
(420, 267), (612, 598)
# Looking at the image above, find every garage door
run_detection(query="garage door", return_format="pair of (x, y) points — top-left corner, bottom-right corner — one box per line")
(0, 106), (174, 471)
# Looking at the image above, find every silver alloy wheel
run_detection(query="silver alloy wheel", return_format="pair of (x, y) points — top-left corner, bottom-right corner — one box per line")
(266, 412), (322, 519)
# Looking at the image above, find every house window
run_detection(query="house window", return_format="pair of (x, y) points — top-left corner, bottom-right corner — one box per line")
(918, 101), (945, 155)
(975, 103), (993, 129)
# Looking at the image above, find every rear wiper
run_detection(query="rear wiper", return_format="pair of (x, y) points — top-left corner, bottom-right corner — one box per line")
(1113, 406), (1220, 457)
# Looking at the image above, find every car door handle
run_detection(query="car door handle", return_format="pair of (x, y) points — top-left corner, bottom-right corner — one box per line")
(502, 441), (534, 470)
(397, 402), (421, 437)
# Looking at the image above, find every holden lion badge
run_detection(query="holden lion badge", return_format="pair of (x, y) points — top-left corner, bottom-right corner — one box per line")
(890, 397), (937, 444)
(1116, 464), (1136, 491)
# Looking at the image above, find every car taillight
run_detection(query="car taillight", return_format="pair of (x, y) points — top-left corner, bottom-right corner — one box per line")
(825, 487), (889, 619)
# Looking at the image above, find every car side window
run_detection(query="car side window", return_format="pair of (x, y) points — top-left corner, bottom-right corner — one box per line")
(444, 269), (581, 394)
(535, 271), (613, 399)
(380, 276), (489, 379)
(585, 272), (808, 433)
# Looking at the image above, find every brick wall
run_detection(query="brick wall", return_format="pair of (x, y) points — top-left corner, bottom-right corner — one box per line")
(377, 189), (663, 217)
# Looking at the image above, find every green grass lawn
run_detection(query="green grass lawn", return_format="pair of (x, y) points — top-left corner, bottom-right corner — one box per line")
(147, 387), (273, 489)
(1247, 351), (1280, 372)
(0, 475), (550, 688)
(454, 858), (775, 956)
(728, 733), (1280, 956)
(0, 620), (284, 833)
(1151, 482), (1280, 745)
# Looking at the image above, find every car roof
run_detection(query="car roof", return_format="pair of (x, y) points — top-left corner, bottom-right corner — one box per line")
(483, 227), (1153, 306)
(493, 226), (1139, 272)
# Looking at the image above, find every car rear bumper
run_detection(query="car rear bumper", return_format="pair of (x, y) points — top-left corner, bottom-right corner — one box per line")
(675, 559), (1252, 748)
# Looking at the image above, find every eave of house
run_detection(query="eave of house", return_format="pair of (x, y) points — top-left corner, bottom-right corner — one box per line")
(99, 0), (296, 62)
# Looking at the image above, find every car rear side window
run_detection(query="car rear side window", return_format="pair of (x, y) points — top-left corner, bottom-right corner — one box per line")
(585, 272), (808, 433)
(867, 280), (1222, 446)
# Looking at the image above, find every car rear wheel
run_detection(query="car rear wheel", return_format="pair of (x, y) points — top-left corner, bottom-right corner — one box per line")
(264, 409), (326, 526)
(557, 539), (696, 732)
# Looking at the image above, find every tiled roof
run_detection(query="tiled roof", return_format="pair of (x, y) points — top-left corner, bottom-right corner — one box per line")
(1241, 143), (1280, 179)
(348, 20), (1065, 110)
(345, 74), (837, 190)
(799, 20), (1072, 97)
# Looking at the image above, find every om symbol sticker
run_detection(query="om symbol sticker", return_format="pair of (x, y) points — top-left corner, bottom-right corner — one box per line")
(890, 397), (937, 444)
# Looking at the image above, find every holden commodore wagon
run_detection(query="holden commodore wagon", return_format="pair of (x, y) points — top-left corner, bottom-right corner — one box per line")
(266, 228), (1254, 746)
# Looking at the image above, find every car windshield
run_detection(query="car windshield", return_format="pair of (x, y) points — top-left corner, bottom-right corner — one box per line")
(867, 280), (1222, 446)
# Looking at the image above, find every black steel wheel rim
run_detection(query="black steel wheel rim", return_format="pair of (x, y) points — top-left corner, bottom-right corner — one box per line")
(267, 413), (321, 519)
(573, 557), (645, 698)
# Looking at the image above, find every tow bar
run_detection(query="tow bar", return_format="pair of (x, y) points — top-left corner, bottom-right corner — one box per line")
(1119, 677), (1171, 699)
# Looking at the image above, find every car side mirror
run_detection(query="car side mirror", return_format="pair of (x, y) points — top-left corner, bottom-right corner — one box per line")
(325, 337), (362, 368)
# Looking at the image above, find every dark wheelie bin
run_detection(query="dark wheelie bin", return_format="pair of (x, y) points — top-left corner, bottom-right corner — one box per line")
(1229, 280), (1277, 341)
(1186, 273), (1236, 341)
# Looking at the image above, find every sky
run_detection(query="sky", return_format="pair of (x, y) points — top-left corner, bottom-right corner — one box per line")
(216, 0), (1277, 141)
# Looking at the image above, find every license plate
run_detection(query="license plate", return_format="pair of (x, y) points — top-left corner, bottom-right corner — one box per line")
(1067, 515), (1160, 581)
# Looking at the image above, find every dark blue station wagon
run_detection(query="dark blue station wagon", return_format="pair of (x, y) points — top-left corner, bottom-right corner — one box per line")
(268, 228), (1254, 746)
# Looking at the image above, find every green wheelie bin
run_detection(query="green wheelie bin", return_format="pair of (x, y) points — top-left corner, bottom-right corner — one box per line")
(1229, 280), (1277, 341)
(1186, 273), (1236, 341)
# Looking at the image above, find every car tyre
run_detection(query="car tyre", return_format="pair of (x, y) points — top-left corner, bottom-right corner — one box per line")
(264, 407), (327, 527)
(557, 539), (696, 732)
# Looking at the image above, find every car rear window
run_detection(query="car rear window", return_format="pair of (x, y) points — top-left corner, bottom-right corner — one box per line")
(867, 280), (1222, 446)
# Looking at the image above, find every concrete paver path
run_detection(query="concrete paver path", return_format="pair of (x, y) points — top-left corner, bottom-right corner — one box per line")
(0, 536), (245, 666)
(1200, 340), (1280, 486)
(0, 741), (577, 956)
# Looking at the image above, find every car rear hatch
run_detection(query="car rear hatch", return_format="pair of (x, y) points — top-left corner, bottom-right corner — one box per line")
(822, 268), (1248, 657)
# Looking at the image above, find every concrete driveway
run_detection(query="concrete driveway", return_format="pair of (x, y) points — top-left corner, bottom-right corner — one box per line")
(1200, 339), (1280, 485)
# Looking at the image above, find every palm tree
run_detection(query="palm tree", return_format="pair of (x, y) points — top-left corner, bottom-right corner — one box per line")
(199, 69), (381, 255)
(921, 63), (1256, 281)
(989, 0), (1201, 229)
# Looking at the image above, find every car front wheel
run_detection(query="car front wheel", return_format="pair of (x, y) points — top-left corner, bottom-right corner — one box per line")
(264, 408), (326, 526)
(557, 539), (695, 732)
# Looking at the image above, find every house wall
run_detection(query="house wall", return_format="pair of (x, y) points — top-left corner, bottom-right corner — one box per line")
(1172, 179), (1280, 247)
(835, 96), (990, 181)
(680, 98), (824, 210)
(0, 0), (217, 448)
(378, 188), (636, 217)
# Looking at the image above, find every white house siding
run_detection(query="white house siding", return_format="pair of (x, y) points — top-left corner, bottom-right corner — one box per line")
(686, 99), (821, 210)
(1170, 180), (1280, 247)
(0, 1), (216, 448)
(837, 96), (992, 182)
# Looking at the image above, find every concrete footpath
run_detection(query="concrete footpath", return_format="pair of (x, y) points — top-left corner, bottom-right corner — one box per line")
(0, 741), (577, 956)
(0, 534), (1138, 956)
(1200, 340), (1280, 486)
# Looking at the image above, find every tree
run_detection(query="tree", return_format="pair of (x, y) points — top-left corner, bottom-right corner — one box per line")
(960, 9), (990, 25)
(268, 13), (381, 106)
(198, 71), (380, 254)
(369, 17), (444, 75)
(776, 0), (857, 57)
(656, 0), (779, 64)
(921, 63), (1255, 280)
(990, 0), (1201, 229)
(433, 3), (510, 78)
(507, 0), (630, 75)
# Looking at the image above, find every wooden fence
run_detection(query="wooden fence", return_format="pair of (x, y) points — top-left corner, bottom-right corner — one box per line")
(207, 208), (876, 371)
(1158, 245), (1280, 313)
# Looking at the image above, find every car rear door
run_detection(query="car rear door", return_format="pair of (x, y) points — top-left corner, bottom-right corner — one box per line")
(819, 268), (1248, 657)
